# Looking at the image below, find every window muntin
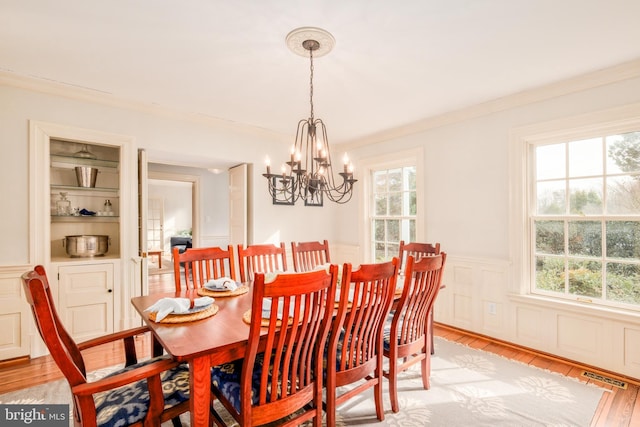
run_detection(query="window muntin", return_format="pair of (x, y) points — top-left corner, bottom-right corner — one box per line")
(371, 166), (416, 262)
(532, 131), (640, 308)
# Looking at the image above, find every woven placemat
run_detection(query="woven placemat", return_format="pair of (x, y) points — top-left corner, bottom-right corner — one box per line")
(333, 300), (354, 309)
(197, 284), (249, 298)
(148, 304), (219, 323)
(243, 309), (292, 327)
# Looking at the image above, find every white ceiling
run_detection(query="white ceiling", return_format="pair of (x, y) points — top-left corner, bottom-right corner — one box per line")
(3, 1), (640, 157)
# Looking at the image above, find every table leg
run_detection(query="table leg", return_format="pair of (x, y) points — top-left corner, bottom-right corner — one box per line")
(189, 356), (210, 426)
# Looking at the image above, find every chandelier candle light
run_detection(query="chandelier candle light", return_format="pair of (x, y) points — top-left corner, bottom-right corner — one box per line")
(263, 27), (357, 206)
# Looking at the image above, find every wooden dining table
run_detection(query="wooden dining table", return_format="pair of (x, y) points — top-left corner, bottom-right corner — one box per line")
(131, 287), (256, 426)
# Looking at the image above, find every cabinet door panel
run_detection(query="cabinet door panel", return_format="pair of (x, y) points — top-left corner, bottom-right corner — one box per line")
(58, 263), (114, 341)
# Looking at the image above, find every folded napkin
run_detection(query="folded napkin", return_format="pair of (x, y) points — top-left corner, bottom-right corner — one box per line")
(204, 277), (238, 291)
(145, 296), (214, 322)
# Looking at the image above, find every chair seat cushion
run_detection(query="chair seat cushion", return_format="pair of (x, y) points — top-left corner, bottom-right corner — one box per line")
(93, 357), (190, 427)
(210, 354), (267, 413)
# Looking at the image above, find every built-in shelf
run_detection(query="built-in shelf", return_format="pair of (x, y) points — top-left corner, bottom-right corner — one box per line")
(51, 185), (119, 194)
(51, 215), (119, 223)
(50, 154), (119, 170)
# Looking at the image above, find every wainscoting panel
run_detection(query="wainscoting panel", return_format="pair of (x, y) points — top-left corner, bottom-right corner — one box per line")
(452, 294), (473, 325)
(556, 314), (604, 364)
(514, 305), (545, 346)
(0, 266), (31, 360)
(623, 327), (640, 371)
(453, 265), (474, 287)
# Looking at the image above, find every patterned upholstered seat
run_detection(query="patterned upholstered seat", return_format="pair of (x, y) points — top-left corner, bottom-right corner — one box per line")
(210, 354), (267, 413)
(95, 358), (190, 427)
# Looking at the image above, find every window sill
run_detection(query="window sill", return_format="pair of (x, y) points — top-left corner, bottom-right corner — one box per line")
(508, 293), (640, 324)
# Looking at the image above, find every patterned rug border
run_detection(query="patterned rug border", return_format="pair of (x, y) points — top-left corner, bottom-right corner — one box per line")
(437, 336), (611, 393)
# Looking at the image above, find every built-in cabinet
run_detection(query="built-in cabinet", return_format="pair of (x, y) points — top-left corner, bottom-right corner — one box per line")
(54, 260), (117, 342)
(19, 121), (141, 359)
(45, 140), (121, 343)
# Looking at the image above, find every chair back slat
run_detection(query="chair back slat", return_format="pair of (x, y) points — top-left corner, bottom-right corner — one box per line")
(291, 240), (331, 272)
(173, 245), (237, 291)
(242, 267), (337, 425)
(237, 243), (288, 282)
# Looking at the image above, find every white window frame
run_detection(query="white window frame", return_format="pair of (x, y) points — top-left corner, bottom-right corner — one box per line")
(359, 148), (425, 263)
(509, 103), (640, 301)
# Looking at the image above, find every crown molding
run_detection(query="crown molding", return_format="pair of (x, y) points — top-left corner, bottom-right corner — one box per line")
(3, 58), (640, 150)
(0, 70), (289, 143)
(342, 57), (640, 152)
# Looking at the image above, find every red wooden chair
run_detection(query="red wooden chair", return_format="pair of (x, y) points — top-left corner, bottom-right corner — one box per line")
(237, 243), (288, 282)
(383, 253), (447, 412)
(172, 245), (237, 291)
(291, 240), (331, 272)
(398, 240), (442, 354)
(210, 267), (338, 426)
(324, 258), (399, 426)
(21, 265), (189, 427)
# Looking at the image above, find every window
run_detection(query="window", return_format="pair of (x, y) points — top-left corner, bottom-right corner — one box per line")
(371, 166), (417, 262)
(532, 131), (640, 309)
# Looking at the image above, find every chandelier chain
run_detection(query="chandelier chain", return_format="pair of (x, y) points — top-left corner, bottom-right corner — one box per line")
(309, 47), (314, 121)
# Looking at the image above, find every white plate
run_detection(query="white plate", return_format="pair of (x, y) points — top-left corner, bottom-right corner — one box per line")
(204, 281), (241, 291)
(173, 303), (213, 315)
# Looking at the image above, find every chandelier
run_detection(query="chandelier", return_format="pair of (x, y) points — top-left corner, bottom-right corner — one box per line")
(263, 27), (357, 206)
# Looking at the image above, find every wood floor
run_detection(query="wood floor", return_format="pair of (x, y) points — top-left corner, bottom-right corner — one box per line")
(2, 271), (639, 426)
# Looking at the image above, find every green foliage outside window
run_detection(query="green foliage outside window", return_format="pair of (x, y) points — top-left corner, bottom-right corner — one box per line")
(534, 131), (640, 308)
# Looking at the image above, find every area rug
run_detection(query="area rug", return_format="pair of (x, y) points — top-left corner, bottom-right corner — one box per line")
(0, 337), (606, 426)
(148, 256), (174, 276)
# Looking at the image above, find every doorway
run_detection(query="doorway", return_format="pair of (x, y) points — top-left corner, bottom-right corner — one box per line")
(146, 172), (199, 278)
